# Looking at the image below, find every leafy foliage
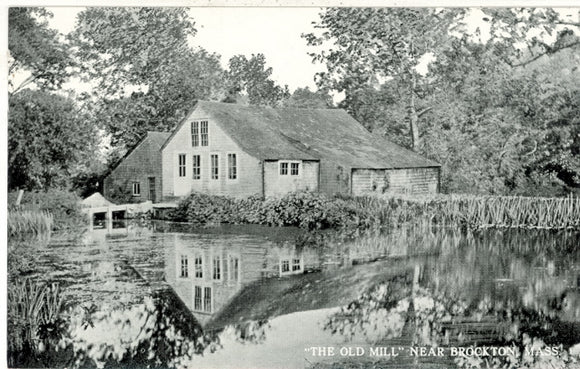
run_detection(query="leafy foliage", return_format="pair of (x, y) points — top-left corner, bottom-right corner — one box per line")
(8, 90), (98, 190)
(225, 53), (290, 107)
(8, 7), (72, 93)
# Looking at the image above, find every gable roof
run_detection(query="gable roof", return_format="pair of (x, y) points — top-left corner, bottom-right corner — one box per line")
(167, 101), (440, 169)
(108, 131), (170, 174)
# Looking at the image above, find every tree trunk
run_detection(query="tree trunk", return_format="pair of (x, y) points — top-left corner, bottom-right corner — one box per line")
(408, 73), (420, 151)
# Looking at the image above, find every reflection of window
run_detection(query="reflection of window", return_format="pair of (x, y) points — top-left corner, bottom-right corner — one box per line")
(195, 255), (203, 278)
(191, 121), (199, 147)
(211, 154), (219, 180)
(180, 255), (188, 278)
(213, 255), (221, 280)
(292, 258), (301, 271)
(204, 287), (212, 312)
(201, 121), (209, 146)
(194, 286), (202, 310)
(192, 155), (201, 180)
(132, 182), (140, 196)
(281, 260), (290, 273)
(178, 154), (186, 177)
(228, 153), (237, 180)
(194, 285), (212, 313)
(229, 256), (239, 282)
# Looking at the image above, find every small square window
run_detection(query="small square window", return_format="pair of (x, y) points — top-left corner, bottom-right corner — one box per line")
(290, 163), (299, 175)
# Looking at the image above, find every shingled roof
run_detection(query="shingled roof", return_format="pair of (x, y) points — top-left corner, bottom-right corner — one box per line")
(109, 131), (170, 172)
(172, 101), (440, 169)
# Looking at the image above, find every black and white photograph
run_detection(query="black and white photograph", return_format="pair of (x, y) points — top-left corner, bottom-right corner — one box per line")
(4, 4), (580, 369)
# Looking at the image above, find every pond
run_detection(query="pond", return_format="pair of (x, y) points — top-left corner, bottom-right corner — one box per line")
(8, 220), (580, 368)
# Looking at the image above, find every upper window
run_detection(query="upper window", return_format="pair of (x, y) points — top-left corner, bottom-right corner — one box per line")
(195, 255), (203, 279)
(132, 182), (140, 196)
(192, 155), (201, 180)
(178, 154), (186, 177)
(211, 154), (219, 180)
(191, 121), (199, 147)
(213, 255), (221, 280)
(280, 162), (288, 175)
(180, 255), (189, 278)
(228, 153), (237, 180)
(200, 121), (209, 146)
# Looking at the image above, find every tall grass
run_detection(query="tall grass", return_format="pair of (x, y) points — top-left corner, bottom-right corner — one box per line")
(366, 193), (580, 230)
(8, 278), (65, 363)
(8, 210), (54, 238)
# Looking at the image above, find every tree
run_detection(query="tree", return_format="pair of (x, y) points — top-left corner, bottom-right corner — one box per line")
(304, 8), (462, 151)
(283, 87), (334, 109)
(224, 53), (290, 107)
(69, 7), (227, 149)
(9, 7), (73, 94)
(8, 90), (98, 190)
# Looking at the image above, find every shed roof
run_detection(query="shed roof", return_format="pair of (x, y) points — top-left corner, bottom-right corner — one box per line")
(190, 101), (439, 169)
(108, 131), (170, 173)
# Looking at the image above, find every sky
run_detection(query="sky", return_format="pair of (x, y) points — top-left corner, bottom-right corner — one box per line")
(45, 7), (327, 92)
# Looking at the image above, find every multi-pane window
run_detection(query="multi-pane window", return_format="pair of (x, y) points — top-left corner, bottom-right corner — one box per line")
(280, 162), (288, 175)
(132, 182), (140, 196)
(192, 155), (201, 180)
(228, 153), (237, 180)
(178, 154), (186, 177)
(200, 121), (209, 146)
(213, 255), (221, 280)
(230, 256), (239, 282)
(191, 121), (199, 147)
(194, 286), (202, 311)
(203, 287), (212, 312)
(180, 255), (188, 278)
(281, 260), (290, 273)
(292, 258), (301, 271)
(211, 154), (219, 180)
(290, 163), (300, 176)
(194, 286), (212, 313)
(195, 255), (203, 279)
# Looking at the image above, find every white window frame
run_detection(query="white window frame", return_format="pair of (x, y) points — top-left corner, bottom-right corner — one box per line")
(227, 152), (238, 181)
(178, 254), (189, 278)
(193, 285), (213, 313)
(178, 154), (187, 177)
(200, 120), (209, 147)
(212, 254), (222, 280)
(192, 154), (201, 180)
(194, 253), (203, 279)
(191, 121), (199, 147)
(279, 160), (301, 177)
(228, 255), (240, 283)
(280, 256), (303, 276)
(210, 153), (219, 180)
(132, 182), (141, 196)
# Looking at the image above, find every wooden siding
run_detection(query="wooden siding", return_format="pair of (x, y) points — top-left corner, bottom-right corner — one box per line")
(352, 167), (440, 196)
(319, 160), (351, 195)
(161, 107), (262, 199)
(263, 160), (319, 197)
(103, 136), (163, 203)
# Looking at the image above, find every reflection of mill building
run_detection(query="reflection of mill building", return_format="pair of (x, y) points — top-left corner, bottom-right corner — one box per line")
(165, 234), (315, 325)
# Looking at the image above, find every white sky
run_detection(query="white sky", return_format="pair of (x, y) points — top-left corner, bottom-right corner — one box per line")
(45, 7), (326, 92)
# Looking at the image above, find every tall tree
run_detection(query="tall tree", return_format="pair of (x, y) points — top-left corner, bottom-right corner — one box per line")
(283, 87), (334, 109)
(8, 90), (98, 190)
(224, 53), (290, 107)
(69, 7), (226, 149)
(8, 7), (72, 94)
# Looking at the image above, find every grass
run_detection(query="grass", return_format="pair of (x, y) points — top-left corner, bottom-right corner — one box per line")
(8, 210), (54, 238)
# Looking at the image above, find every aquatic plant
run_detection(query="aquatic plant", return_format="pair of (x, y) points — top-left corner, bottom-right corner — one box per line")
(7, 278), (67, 367)
(8, 209), (54, 238)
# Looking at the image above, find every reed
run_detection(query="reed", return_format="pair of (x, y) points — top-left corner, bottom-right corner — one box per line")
(7, 279), (65, 356)
(8, 210), (54, 238)
(377, 193), (580, 230)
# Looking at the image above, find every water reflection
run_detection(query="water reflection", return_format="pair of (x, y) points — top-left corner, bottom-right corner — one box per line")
(8, 219), (580, 368)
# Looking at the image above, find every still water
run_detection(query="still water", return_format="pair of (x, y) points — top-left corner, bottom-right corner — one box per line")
(11, 220), (580, 368)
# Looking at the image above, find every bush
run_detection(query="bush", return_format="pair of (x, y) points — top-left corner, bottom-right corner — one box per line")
(8, 188), (84, 231)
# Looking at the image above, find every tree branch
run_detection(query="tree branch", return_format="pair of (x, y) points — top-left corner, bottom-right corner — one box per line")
(512, 41), (580, 68)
